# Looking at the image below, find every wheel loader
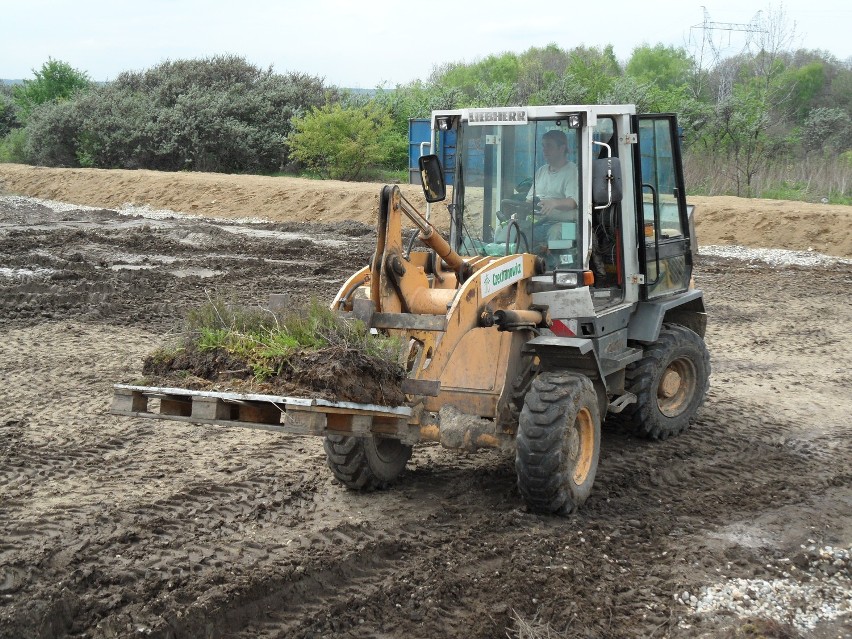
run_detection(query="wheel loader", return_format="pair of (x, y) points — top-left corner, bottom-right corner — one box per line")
(112, 104), (709, 516)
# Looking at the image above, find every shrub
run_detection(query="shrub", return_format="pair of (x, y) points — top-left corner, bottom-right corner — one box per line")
(0, 128), (27, 163)
(287, 103), (404, 180)
(144, 297), (404, 392)
(802, 107), (852, 153)
(0, 92), (17, 137)
(183, 298), (400, 361)
(22, 99), (81, 166)
(21, 55), (334, 172)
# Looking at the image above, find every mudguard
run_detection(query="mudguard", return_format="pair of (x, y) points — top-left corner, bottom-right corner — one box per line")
(627, 290), (707, 344)
(522, 336), (605, 381)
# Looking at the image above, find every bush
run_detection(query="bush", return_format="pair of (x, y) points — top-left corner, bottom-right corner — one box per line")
(802, 107), (852, 153)
(0, 92), (17, 137)
(142, 298), (405, 404)
(182, 298), (401, 362)
(22, 99), (80, 166)
(22, 55), (334, 173)
(287, 103), (405, 180)
(0, 128), (27, 163)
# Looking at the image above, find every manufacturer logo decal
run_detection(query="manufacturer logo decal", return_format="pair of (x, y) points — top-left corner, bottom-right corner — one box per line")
(468, 108), (528, 126)
(480, 257), (525, 297)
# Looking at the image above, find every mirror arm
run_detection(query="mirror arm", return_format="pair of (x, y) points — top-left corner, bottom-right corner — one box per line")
(593, 141), (613, 210)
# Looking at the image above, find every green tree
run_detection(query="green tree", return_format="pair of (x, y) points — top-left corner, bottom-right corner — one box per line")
(13, 58), (91, 119)
(431, 52), (520, 100)
(536, 45), (622, 104)
(714, 85), (775, 196)
(572, 45), (620, 100)
(823, 63), (852, 111)
(516, 44), (571, 103)
(626, 44), (693, 90)
(287, 103), (404, 180)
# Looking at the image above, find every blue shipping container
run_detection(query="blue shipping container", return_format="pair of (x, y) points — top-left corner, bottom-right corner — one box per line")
(408, 119), (456, 186)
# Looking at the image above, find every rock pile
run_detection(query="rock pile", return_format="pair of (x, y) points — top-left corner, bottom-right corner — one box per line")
(680, 544), (851, 632)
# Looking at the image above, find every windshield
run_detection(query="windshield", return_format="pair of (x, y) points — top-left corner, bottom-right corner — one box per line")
(454, 120), (582, 271)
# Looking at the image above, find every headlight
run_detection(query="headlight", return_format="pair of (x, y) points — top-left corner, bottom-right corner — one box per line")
(553, 270), (595, 288)
(554, 271), (580, 288)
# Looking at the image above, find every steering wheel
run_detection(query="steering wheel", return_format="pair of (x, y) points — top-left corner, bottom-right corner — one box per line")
(499, 197), (539, 222)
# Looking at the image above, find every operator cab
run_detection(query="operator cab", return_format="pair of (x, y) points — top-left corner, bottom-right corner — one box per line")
(455, 112), (584, 269)
(427, 107), (626, 309)
(422, 105), (695, 315)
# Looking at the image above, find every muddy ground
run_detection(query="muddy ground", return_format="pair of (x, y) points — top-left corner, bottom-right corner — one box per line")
(0, 194), (850, 639)
(1, 163), (850, 258)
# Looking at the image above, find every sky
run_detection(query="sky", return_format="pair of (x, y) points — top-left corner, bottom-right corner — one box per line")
(2, 0), (849, 87)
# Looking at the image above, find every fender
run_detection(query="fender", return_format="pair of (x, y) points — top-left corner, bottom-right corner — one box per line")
(627, 289), (707, 344)
(521, 336), (609, 415)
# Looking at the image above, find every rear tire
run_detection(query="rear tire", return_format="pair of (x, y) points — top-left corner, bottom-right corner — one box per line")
(324, 435), (412, 490)
(621, 324), (710, 440)
(515, 372), (601, 515)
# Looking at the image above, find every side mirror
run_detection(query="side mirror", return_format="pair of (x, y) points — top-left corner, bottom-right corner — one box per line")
(592, 156), (623, 208)
(419, 154), (446, 203)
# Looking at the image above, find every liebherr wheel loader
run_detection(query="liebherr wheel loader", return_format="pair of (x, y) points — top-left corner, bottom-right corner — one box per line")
(112, 105), (709, 516)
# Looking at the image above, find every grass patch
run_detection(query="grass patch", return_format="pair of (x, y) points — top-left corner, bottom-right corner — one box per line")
(684, 151), (852, 203)
(758, 181), (852, 205)
(268, 167), (409, 183)
(142, 297), (406, 405)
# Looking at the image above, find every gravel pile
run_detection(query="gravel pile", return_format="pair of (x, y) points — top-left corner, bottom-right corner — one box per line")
(0, 194), (105, 213)
(0, 194), (268, 224)
(700, 244), (852, 268)
(117, 202), (269, 224)
(0, 267), (55, 279)
(679, 545), (851, 632)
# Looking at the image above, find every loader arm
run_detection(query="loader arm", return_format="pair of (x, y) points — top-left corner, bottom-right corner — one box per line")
(335, 185), (546, 433)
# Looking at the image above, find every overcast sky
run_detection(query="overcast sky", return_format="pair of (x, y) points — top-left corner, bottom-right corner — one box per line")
(2, 1), (849, 87)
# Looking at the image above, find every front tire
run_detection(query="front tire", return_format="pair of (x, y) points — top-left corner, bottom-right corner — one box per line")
(621, 324), (710, 440)
(324, 435), (412, 490)
(515, 372), (601, 515)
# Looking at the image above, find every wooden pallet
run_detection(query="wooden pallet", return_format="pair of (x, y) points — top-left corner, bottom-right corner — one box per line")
(111, 384), (419, 443)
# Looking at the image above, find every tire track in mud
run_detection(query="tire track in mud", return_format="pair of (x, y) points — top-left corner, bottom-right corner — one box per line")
(90, 397), (849, 639)
(3, 397), (848, 638)
(0, 202), (375, 329)
(4, 357), (848, 639)
(2, 200), (851, 638)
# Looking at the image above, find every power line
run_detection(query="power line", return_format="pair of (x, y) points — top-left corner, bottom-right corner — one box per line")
(689, 7), (769, 101)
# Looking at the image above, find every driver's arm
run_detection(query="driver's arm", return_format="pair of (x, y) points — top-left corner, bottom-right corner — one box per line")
(539, 168), (579, 219)
(538, 196), (577, 219)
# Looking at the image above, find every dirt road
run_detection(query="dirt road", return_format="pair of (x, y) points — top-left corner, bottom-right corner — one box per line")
(0, 183), (850, 638)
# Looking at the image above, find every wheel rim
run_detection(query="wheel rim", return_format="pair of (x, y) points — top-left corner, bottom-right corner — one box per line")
(568, 407), (595, 486)
(657, 356), (697, 417)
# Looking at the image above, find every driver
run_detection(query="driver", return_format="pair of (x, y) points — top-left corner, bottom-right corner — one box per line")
(528, 128), (579, 220)
(493, 128), (579, 255)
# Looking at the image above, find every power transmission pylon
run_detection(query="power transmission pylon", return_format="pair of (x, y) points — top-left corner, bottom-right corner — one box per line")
(689, 7), (769, 102)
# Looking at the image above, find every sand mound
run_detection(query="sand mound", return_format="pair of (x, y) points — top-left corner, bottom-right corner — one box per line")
(1, 163), (849, 257)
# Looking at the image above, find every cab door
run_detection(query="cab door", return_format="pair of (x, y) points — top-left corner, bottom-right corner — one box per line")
(632, 114), (693, 299)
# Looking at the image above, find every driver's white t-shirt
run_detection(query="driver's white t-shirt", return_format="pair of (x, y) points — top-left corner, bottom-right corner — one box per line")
(528, 161), (578, 202)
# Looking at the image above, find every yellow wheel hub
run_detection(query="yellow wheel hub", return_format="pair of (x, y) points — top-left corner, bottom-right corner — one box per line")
(657, 357), (697, 417)
(570, 407), (595, 485)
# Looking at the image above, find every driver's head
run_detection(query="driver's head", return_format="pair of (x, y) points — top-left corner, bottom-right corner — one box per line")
(542, 129), (568, 166)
